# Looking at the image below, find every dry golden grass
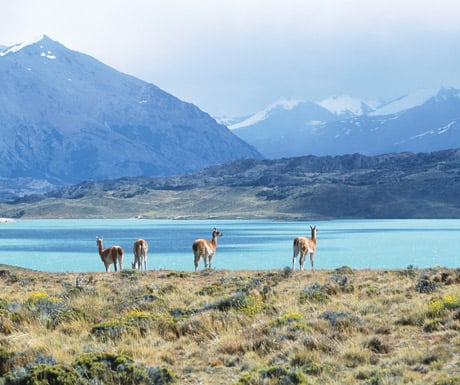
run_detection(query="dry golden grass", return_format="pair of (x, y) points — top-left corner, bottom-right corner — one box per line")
(0, 265), (459, 384)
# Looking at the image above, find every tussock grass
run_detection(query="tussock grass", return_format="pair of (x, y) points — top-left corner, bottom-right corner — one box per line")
(0, 265), (459, 384)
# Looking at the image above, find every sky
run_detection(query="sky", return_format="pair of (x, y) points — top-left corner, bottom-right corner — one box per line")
(1, 0), (460, 117)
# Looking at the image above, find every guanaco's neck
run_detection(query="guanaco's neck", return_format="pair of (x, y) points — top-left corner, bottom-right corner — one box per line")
(97, 240), (104, 255)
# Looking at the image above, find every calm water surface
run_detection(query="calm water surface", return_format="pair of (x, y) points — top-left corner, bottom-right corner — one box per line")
(0, 219), (458, 272)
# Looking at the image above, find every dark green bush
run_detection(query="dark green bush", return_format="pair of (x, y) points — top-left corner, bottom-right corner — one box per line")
(300, 282), (330, 304)
(90, 320), (132, 341)
(415, 277), (438, 293)
(0, 348), (13, 376)
(213, 292), (264, 316)
(236, 365), (308, 385)
(73, 352), (174, 385)
(197, 284), (223, 296)
(5, 363), (85, 385)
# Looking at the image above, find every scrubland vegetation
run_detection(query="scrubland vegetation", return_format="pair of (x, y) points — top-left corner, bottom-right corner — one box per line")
(0, 265), (459, 384)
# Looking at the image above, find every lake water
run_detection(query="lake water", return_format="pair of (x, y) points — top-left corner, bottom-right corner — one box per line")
(0, 219), (458, 272)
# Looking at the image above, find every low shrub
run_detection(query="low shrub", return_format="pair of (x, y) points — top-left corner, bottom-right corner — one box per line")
(73, 352), (174, 384)
(358, 282), (381, 297)
(300, 282), (330, 304)
(5, 363), (85, 385)
(21, 291), (84, 329)
(333, 266), (354, 275)
(363, 336), (391, 354)
(91, 320), (132, 341)
(5, 364), (87, 385)
(157, 284), (177, 296)
(122, 310), (155, 336)
(0, 348), (14, 376)
(151, 311), (179, 339)
(236, 365), (308, 385)
(415, 277), (438, 293)
(427, 294), (460, 318)
(433, 375), (460, 385)
(330, 274), (355, 293)
(302, 361), (334, 376)
(2, 351), (175, 385)
(342, 349), (369, 368)
(271, 312), (310, 333)
(197, 284), (223, 296)
(213, 292), (264, 316)
(120, 269), (140, 281)
(318, 310), (362, 332)
(280, 266), (294, 278)
(47, 307), (86, 329)
(92, 309), (181, 341)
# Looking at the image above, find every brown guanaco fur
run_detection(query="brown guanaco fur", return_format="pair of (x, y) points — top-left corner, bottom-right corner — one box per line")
(292, 225), (317, 271)
(192, 228), (222, 272)
(132, 238), (148, 272)
(96, 236), (124, 272)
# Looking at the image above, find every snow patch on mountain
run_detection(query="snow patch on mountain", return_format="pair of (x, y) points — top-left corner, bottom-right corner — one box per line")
(369, 88), (438, 116)
(412, 119), (458, 139)
(0, 34), (46, 56)
(318, 94), (373, 116)
(40, 51), (56, 60)
(229, 98), (303, 129)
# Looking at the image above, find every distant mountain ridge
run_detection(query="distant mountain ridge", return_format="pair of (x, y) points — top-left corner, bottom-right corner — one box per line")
(0, 35), (260, 185)
(3, 148), (460, 219)
(231, 87), (460, 158)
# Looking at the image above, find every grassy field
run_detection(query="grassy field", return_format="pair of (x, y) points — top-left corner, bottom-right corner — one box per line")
(0, 265), (459, 384)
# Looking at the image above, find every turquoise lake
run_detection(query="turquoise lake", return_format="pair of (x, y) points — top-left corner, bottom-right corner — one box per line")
(0, 219), (458, 272)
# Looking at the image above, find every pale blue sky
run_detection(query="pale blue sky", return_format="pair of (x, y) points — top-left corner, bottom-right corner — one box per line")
(2, 0), (460, 117)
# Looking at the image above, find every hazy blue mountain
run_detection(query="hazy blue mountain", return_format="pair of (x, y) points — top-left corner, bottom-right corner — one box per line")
(230, 99), (338, 158)
(0, 35), (260, 185)
(231, 88), (460, 158)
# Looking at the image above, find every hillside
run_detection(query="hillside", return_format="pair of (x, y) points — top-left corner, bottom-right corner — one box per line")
(1, 148), (460, 219)
(0, 35), (260, 185)
(0, 266), (458, 384)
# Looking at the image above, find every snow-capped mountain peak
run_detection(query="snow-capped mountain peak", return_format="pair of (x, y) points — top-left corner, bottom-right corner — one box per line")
(369, 88), (439, 116)
(0, 34), (48, 57)
(230, 86), (460, 159)
(0, 35), (260, 183)
(229, 98), (303, 129)
(317, 94), (375, 116)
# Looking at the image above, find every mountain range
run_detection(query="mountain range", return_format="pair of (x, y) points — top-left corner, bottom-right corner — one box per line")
(0, 35), (260, 187)
(230, 88), (460, 158)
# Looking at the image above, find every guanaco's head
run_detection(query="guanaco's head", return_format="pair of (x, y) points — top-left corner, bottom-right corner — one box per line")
(96, 236), (103, 245)
(310, 226), (317, 238)
(212, 227), (223, 238)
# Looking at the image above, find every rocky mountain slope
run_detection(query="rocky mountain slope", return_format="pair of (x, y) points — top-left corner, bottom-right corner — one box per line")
(232, 88), (460, 158)
(0, 35), (260, 185)
(2, 148), (460, 219)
